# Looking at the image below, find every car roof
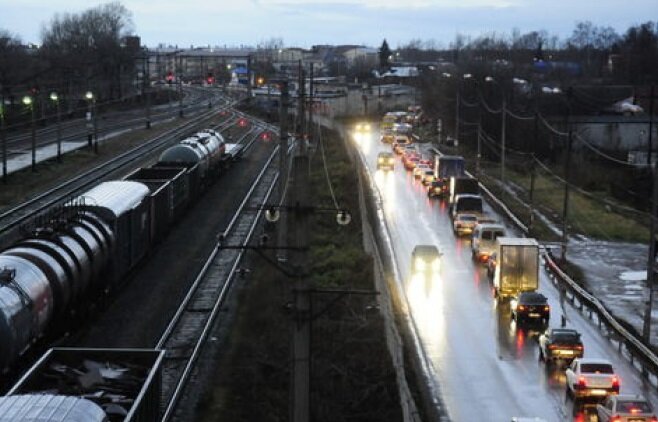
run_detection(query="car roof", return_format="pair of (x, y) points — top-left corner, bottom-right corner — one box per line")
(614, 394), (649, 402)
(476, 223), (505, 231)
(575, 357), (613, 365)
(412, 245), (440, 255)
(518, 291), (547, 301)
(456, 213), (477, 219)
(549, 328), (579, 335)
(378, 152), (392, 156)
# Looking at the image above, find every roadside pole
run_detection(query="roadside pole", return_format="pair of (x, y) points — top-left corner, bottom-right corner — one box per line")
(643, 85), (657, 342)
(278, 81), (289, 260)
(291, 60), (310, 422)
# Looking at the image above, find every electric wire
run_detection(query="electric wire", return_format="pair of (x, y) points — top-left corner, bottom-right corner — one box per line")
(318, 125), (340, 210)
(573, 133), (643, 167)
(478, 92), (502, 114)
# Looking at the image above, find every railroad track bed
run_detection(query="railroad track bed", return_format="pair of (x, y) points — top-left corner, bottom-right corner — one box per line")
(0, 98), (239, 248)
(0, 109), (280, 420)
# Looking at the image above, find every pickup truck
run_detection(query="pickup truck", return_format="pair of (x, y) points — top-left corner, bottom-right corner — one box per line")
(566, 358), (620, 403)
(597, 394), (657, 422)
(538, 328), (584, 364)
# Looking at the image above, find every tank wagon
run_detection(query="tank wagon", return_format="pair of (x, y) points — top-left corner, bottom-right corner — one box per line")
(0, 129), (237, 374)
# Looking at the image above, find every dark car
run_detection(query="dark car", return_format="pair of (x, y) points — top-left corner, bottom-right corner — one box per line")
(427, 180), (447, 198)
(538, 328), (584, 364)
(512, 291), (550, 325)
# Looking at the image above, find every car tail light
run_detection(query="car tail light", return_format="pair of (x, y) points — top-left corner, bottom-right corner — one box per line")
(577, 376), (587, 389)
(518, 305), (525, 311)
(543, 305), (550, 312)
(610, 416), (621, 422)
(612, 376), (620, 391)
(575, 345), (583, 350)
(648, 416), (658, 422)
(548, 344), (558, 350)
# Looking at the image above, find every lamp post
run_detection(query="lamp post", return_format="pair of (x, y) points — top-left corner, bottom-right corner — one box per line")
(50, 92), (62, 162)
(1, 103), (6, 181)
(485, 76), (507, 183)
(22, 95), (37, 171)
(85, 91), (98, 154)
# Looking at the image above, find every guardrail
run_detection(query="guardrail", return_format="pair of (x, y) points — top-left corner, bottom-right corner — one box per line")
(445, 145), (658, 388)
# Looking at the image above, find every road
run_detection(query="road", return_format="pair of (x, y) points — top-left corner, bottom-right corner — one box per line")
(353, 127), (658, 421)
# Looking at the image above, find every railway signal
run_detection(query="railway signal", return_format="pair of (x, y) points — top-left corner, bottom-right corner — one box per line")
(238, 118), (248, 128)
(166, 71), (174, 84)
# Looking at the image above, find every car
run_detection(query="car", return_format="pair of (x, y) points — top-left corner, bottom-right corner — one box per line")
(511, 292), (549, 325)
(427, 180), (447, 198)
(413, 164), (430, 179)
(538, 328), (584, 364)
(393, 142), (406, 155)
(411, 245), (442, 273)
(394, 134), (411, 145)
(376, 152), (395, 171)
(355, 122), (371, 132)
(422, 170), (435, 185)
(404, 156), (420, 171)
(566, 358), (620, 404)
(486, 251), (497, 279)
(597, 394), (657, 422)
(471, 223), (506, 262)
(453, 213), (478, 236)
(380, 133), (395, 144)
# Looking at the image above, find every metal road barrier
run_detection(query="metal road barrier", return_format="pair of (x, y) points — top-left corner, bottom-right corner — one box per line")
(449, 145), (658, 387)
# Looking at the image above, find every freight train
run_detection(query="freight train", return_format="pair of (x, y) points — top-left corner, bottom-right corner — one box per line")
(0, 128), (237, 374)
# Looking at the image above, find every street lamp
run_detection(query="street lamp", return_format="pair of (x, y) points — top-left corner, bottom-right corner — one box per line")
(50, 92), (62, 162)
(85, 91), (98, 154)
(23, 95), (37, 171)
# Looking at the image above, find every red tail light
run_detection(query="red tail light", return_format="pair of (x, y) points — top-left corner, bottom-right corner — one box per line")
(648, 416), (657, 422)
(548, 344), (558, 350)
(610, 416), (621, 422)
(575, 345), (583, 350)
(612, 375), (620, 390)
(577, 376), (587, 388)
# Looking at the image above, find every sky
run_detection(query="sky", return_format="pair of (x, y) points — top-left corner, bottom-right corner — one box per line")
(1, 0), (657, 49)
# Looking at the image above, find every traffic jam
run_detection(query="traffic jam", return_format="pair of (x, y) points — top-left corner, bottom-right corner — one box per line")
(354, 109), (658, 422)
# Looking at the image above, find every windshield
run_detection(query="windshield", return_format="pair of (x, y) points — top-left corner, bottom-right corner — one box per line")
(617, 400), (652, 413)
(580, 363), (614, 374)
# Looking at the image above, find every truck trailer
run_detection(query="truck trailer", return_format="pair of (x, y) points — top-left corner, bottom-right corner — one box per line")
(491, 237), (540, 299)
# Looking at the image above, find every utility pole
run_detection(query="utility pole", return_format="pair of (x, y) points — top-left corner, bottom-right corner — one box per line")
(528, 111), (539, 233)
(308, 63), (314, 138)
(178, 55), (184, 118)
(145, 54), (151, 129)
(643, 84), (657, 342)
(455, 91), (460, 150)
(1, 103), (7, 182)
(500, 96), (507, 183)
(561, 89), (574, 261)
(278, 80), (289, 260)
(291, 60), (310, 422)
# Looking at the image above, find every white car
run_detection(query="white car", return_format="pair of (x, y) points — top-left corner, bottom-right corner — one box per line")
(411, 245), (442, 273)
(453, 213), (479, 236)
(566, 358), (620, 403)
(471, 223), (506, 262)
(597, 394), (657, 422)
(413, 164), (430, 179)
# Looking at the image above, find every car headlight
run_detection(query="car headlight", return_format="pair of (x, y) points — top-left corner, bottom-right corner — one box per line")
(365, 123), (371, 130)
(415, 257), (426, 271)
(432, 259), (441, 272)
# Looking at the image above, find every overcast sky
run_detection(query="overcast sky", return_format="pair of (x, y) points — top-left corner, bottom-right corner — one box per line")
(1, 0), (656, 49)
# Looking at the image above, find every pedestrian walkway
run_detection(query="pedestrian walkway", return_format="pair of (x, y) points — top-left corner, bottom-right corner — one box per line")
(3, 141), (89, 176)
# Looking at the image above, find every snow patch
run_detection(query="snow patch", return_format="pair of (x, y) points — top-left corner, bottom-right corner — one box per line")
(620, 271), (647, 282)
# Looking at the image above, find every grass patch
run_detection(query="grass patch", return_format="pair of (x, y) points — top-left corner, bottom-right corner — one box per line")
(198, 127), (402, 421)
(454, 141), (648, 243)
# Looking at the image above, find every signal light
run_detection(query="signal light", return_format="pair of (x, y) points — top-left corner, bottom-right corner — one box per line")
(166, 71), (174, 84)
(206, 73), (215, 85)
(261, 132), (271, 142)
(238, 118), (248, 127)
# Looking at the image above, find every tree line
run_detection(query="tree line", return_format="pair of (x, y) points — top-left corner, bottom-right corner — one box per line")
(0, 2), (137, 120)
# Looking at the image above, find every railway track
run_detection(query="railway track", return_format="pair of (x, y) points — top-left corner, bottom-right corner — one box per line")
(155, 128), (283, 420)
(0, 101), (238, 246)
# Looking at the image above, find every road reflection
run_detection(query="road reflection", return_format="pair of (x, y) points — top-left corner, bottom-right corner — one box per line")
(406, 271), (445, 354)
